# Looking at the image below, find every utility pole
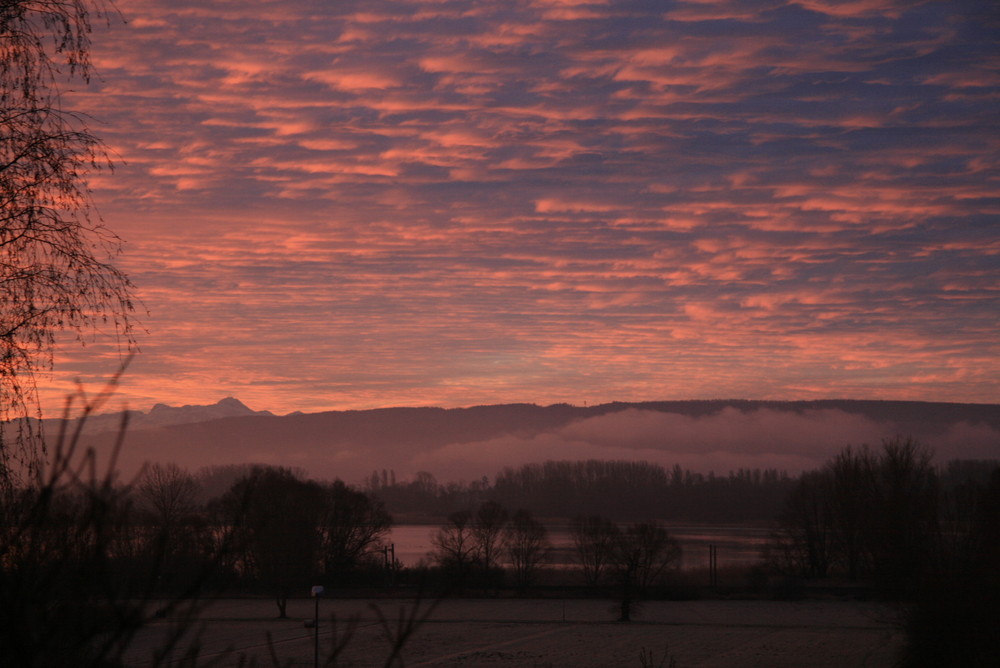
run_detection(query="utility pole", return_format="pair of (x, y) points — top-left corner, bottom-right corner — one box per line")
(311, 585), (324, 668)
(709, 545), (718, 587)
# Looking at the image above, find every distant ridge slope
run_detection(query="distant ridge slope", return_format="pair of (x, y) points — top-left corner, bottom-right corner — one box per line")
(72, 399), (999, 483)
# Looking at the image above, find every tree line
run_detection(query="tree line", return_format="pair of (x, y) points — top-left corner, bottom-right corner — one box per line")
(768, 438), (997, 591)
(767, 437), (999, 667)
(2, 460), (392, 626)
(370, 459), (796, 523)
(1, 454), (689, 636)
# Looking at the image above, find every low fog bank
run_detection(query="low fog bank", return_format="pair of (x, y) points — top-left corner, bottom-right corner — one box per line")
(410, 407), (999, 483)
(65, 401), (1000, 485)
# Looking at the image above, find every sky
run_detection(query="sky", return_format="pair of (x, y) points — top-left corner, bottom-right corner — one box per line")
(41, 0), (1000, 417)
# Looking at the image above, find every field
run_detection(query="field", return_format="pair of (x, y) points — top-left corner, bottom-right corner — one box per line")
(124, 597), (904, 667)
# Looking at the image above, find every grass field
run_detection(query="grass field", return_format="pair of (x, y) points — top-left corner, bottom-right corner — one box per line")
(123, 597), (904, 667)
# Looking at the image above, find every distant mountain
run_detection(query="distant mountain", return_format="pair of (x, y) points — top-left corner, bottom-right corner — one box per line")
(71, 399), (999, 484)
(55, 396), (274, 435)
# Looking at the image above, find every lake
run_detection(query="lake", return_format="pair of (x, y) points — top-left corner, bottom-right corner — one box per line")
(387, 523), (772, 571)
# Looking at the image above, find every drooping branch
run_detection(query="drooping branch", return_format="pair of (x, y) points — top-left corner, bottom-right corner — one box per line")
(1, 0), (133, 483)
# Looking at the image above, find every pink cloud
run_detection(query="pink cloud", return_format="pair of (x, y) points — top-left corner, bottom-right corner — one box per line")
(29, 0), (1000, 417)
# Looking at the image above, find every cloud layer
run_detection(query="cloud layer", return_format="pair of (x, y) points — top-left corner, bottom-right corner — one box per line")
(42, 0), (1000, 413)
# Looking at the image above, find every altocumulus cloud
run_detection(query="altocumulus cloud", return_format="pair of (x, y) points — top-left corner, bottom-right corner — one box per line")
(41, 0), (1000, 414)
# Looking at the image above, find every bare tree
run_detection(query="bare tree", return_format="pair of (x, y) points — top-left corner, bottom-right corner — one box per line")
(431, 510), (476, 588)
(571, 514), (619, 587)
(1, 0), (135, 480)
(611, 523), (681, 621)
(618, 523), (681, 591)
(504, 509), (550, 589)
(318, 480), (392, 578)
(770, 469), (835, 578)
(768, 437), (941, 596)
(826, 446), (874, 580)
(866, 437), (938, 595)
(471, 500), (508, 570)
(135, 463), (209, 579)
(136, 463), (199, 529)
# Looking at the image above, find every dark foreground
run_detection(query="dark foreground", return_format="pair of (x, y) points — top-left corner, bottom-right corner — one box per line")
(123, 598), (903, 667)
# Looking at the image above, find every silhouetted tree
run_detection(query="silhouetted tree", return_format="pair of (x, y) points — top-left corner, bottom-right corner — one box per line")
(827, 446), (872, 580)
(215, 466), (324, 618)
(414, 471), (438, 495)
(769, 437), (941, 596)
(504, 509), (550, 589)
(431, 510), (476, 589)
(195, 463), (261, 504)
(1, 0), (135, 480)
(490, 459), (791, 522)
(898, 466), (1000, 667)
(471, 500), (509, 570)
(319, 480), (392, 579)
(571, 515), (619, 587)
(771, 470), (835, 578)
(611, 523), (681, 621)
(137, 463), (199, 527)
(867, 437), (938, 595)
(0, 391), (212, 666)
(134, 462), (210, 584)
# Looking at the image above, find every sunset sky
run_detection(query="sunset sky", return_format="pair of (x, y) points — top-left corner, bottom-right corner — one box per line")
(43, 0), (999, 416)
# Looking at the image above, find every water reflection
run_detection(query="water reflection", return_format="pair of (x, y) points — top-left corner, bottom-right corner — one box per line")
(387, 524), (770, 570)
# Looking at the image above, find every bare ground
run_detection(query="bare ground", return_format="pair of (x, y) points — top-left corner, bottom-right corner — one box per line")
(124, 597), (904, 667)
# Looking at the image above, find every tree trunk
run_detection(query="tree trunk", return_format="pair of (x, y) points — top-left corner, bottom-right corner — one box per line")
(276, 593), (288, 619)
(619, 580), (633, 622)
